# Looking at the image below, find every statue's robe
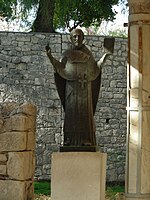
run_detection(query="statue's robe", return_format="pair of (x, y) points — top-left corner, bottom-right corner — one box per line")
(54, 45), (101, 146)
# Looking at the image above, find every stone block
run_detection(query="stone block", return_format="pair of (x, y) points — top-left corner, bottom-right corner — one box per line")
(19, 102), (36, 116)
(0, 154), (7, 162)
(27, 131), (35, 150)
(0, 180), (34, 200)
(3, 115), (34, 132)
(7, 151), (34, 180)
(0, 132), (27, 152)
(141, 149), (150, 194)
(51, 152), (107, 200)
(26, 180), (34, 200)
(0, 117), (4, 130)
(0, 165), (6, 175)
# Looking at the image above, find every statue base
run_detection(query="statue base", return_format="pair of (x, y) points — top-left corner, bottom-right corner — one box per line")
(59, 145), (97, 152)
(51, 152), (107, 200)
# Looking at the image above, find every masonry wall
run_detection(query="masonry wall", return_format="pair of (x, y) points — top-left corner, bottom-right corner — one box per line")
(0, 102), (36, 200)
(0, 32), (127, 182)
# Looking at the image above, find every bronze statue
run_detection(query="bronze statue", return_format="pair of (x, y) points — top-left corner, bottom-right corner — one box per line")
(46, 29), (114, 151)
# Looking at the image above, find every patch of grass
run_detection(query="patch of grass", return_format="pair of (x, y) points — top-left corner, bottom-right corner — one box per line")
(106, 185), (125, 200)
(34, 181), (124, 199)
(34, 181), (51, 196)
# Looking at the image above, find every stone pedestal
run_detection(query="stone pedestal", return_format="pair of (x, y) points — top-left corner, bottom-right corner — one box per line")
(126, 0), (150, 199)
(51, 152), (107, 200)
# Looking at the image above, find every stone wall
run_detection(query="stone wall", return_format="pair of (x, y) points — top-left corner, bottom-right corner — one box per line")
(0, 102), (36, 200)
(0, 32), (127, 182)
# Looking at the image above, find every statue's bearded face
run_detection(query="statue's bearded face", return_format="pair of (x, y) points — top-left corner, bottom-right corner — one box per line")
(70, 29), (84, 48)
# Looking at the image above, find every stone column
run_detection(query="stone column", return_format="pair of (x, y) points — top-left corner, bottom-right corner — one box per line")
(126, 0), (150, 199)
(0, 102), (36, 200)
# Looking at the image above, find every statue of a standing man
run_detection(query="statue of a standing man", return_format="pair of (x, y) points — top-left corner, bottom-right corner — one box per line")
(46, 29), (114, 151)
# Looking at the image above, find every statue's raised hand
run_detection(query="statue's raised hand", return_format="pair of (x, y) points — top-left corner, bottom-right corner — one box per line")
(45, 43), (51, 54)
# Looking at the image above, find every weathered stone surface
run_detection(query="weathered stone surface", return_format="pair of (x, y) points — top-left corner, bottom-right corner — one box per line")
(3, 115), (34, 132)
(0, 102), (36, 200)
(52, 152), (107, 200)
(27, 131), (35, 150)
(7, 151), (34, 180)
(26, 181), (34, 200)
(9, 102), (37, 116)
(0, 165), (6, 175)
(0, 132), (27, 152)
(0, 117), (4, 130)
(126, 1), (150, 199)
(0, 180), (34, 200)
(0, 154), (7, 162)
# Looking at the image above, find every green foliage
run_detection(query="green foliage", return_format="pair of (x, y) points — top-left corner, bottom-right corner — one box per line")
(0, 0), (17, 19)
(0, 0), (38, 21)
(34, 181), (51, 195)
(108, 28), (128, 38)
(0, 0), (127, 32)
(54, 0), (120, 31)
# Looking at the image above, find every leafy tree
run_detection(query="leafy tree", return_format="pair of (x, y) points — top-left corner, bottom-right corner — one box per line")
(32, 0), (55, 32)
(0, 0), (55, 32)
(0, 0), (17, 19)
(54, 0), (119, 32)
(0, 0), (124, 32)
(0, 0), (38, 20)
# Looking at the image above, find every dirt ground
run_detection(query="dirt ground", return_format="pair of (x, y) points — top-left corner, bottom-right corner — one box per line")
(34, 194), (51, 200)
(34, 192), (125, 200)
